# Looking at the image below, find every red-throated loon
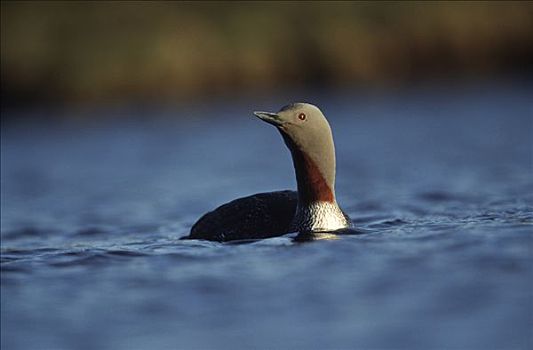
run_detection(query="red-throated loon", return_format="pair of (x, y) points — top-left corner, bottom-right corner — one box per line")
(184, 103), (351, 241)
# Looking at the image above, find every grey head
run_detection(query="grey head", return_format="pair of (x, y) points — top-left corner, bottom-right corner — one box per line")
(254, 103), (337, 205)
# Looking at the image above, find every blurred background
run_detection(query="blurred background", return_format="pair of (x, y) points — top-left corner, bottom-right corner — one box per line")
(2, 1), (533, 112)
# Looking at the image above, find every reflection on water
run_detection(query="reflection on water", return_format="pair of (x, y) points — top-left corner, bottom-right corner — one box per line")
(293, 228), (367, 242)
(1, 82), (533, 349)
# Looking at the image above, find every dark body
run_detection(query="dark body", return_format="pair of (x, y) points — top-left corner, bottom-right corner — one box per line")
(185, 191), (298, 242)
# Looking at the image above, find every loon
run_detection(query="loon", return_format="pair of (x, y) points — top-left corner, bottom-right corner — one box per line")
(184, 102), (351, 241)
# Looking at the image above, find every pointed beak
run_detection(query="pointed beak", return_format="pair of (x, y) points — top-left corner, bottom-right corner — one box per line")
(253, 111), (285, 126)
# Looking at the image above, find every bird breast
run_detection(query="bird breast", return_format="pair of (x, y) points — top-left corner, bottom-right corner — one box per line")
(291, 201), (350, 232)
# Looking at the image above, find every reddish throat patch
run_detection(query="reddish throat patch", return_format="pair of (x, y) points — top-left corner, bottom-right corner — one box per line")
(299, 153), (334, 203)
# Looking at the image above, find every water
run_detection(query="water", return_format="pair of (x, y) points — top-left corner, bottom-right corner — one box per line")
(2, 82), (532, 349)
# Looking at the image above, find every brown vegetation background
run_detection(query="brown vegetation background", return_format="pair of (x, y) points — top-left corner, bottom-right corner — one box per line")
(2, 1), (533, 108)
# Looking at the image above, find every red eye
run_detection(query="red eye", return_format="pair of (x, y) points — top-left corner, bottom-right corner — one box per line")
(298, 113), (306, 121)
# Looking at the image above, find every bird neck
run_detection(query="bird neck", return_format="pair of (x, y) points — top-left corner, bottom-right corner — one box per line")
(280, 133), (349, 232)
(289, 154), (346, 232)
(293, 150), (335, 204)
(280, 133), (336, 205)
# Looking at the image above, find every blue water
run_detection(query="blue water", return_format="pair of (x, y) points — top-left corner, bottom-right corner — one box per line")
(1, 82), (532, 349)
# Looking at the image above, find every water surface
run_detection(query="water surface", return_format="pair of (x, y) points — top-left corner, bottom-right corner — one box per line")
(1, 83), (532, 349)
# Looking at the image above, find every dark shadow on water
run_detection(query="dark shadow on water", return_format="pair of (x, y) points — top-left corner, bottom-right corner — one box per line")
(106, 250), (149, 257)
(184, 227), (370, 245)
(1, 227), (58, 239)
